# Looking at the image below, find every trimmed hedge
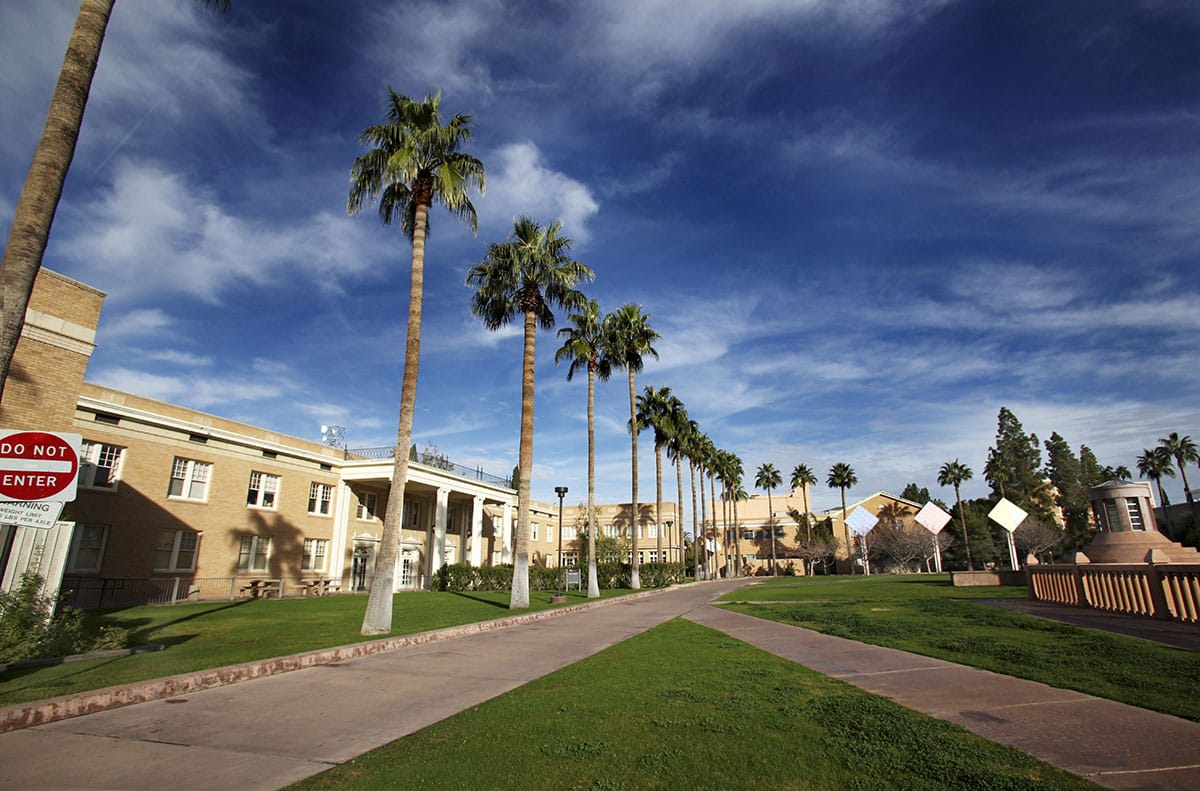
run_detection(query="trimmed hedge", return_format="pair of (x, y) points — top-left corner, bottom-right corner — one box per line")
(434, 562), (686, 592)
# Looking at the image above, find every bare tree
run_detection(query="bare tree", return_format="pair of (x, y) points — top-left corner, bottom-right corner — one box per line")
(868, 522), (930, 573)
(1014, 518), (1065, 563)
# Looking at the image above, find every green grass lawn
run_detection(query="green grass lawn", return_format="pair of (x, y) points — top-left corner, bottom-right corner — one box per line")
(0, 588), (630, 706)
(720, 574), (1200, 722)
(290, 618), (1098, 791)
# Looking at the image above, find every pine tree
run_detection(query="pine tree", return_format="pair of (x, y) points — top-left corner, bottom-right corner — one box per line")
(985, 407), (1055, 523)
(1044, 432), (1090, 548)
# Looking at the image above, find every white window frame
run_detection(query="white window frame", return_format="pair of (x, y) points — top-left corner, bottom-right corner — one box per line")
(301, 538), (328, 572)
(67, 523), (108, 572)
(357, 492), (379, 521)
(247, 471), (280, 510)
(155, 529), (199, 572)
(308, 482), (333, 516)
(168, 457), (211, 502)
(647, 523), (658, 539)
(238, 535), (272, 572)
(79, 441), (124, 491)
(531, 523), (539, 542)
(563, 525), (577, 541)
(605, 524), (618, 538)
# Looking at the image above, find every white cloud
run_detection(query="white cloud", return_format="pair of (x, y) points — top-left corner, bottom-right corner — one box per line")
(59, 159), (385, 302)
(479, 142), (600, 244)
(98, 308), (175, 342)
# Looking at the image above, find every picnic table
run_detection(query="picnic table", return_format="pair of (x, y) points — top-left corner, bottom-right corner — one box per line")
(240, 579), (281, 599)
(301, 578), (342, 597)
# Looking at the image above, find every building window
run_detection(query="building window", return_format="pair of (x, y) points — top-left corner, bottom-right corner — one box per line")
(563, 525), (577, 541)
(647, 523), (658, 539)
(647, 550), (659, 564)
(308, 482), (333, 515)
(301, 538), (328, 571)
(168, 458), (210, 501)
(238, 535), (272, 572)
(604, 524), (618, 538)
(1126, 498), (1145, 531)
(155, 530), (199, 571)
(531, 523), (539, 541)
(79, 441), (124, 490)
(246, 472), (279, 509)
(67, 524), (108, 572)
(407, 500), (421, 528)
(561, 552), (578, 566)
(357, 492), (378, 521)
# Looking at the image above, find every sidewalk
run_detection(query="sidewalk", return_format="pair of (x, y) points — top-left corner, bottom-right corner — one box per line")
(1, 580), (1198, 790)
(0, 579), (750, 791)
(686, 606), (1200, 791)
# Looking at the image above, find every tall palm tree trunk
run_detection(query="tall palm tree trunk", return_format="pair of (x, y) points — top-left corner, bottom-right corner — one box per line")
(628, 369), (640, 589)
(1, 0), (113, 403)
(696, 462), (706, 578)
(362, 199), (429, 634)
(511, 308), (538, 608)
(733, 495), (742, 576)
(586, 364), (599, 597)
(767, 488), (777, 575)
(674, 457), (684, 565)
(655, 445), (664, 564)
(839, 487), (849, 573)
(955, 483), (973, 571)
(708, 471), (718, 577)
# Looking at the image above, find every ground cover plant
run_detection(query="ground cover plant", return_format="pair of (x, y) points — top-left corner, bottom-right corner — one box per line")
(720, 574), (1200, 722)
(290, 618), (1097, 790)
(0, 588), (629, 706)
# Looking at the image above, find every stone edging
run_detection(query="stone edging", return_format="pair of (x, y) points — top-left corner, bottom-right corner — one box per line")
(0, 586), (669, 734)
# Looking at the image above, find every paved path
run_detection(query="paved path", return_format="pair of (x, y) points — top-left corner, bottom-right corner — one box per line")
(3, 581), (1199, 790)
(687, 605), (1200, 791)
(0, 580), (749, 791)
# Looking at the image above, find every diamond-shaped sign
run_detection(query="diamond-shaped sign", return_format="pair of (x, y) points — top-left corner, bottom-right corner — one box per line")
(988, 497), (1028, 533)
(844, 506), (878, 534)
(914, 501), (952, 535)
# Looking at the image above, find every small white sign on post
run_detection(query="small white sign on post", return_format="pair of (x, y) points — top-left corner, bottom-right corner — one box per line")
(988, 497), (1028, 570)
(913, 502), (953, 573)
(0, 500), (65, 529)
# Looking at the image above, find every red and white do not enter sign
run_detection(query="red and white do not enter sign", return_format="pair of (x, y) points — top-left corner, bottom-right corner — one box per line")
(0, 430), (81, 503)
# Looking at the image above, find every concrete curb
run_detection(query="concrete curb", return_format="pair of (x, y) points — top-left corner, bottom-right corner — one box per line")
(0, 585), (672, 734)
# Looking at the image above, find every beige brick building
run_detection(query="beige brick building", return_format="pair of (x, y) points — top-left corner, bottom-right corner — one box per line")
(0, 271), (685, 603)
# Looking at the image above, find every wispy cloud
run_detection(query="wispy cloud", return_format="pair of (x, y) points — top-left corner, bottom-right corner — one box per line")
(479, 142), (600, 243)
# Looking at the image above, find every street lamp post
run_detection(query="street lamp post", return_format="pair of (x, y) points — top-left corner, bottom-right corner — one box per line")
(553, 486), (568, 602)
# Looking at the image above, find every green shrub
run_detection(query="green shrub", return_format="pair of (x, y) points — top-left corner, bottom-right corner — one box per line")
(0, 574), (87, 663)
(637, 562), (685, 588)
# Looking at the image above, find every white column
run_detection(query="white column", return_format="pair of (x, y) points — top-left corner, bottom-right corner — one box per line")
(470, 496), (484, 567)
(429, 488), (450, 581)
(500, 503), (514, 564)
(331, 480), (353, 585)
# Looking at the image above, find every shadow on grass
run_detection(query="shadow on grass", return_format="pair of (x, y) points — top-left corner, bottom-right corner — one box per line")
(446, 591), (512, 610)
(94, 599), (256, 645)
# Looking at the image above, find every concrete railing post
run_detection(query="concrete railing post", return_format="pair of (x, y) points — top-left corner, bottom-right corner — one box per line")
(1144, 549), (1174, 621)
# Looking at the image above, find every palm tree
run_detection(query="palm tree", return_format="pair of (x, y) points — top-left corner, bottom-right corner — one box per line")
(1102, 464), (1133, 481)
(1137, 446), (1177, 534)
(681, 420), (703, 577)
(791, 463), (817, 542)
(554, 299), (611, 598)
(723, 453), (745, 576)
(755, 463), (782, 574)
(938, 459), (975, 570)
(467, 217), (592, 608)
(826, 462), (858, 567)
(733, 481), (749, 576)
(606, 304), (660, 589)
(663, 400), (691, 564)
(634, 386), (681, 566)
(349, 90), (484, 634)
(0, 0), (230, 402)
(1159, 433), (1199, 525)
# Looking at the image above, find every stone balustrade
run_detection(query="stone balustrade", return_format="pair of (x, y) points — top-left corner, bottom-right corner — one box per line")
(1028, 563), (1200, 624)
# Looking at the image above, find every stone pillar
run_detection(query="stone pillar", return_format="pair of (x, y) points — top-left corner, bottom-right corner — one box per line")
(501, 503), (514, 564)
(470, 496), (484, 567)
(429, 488), (450, 582)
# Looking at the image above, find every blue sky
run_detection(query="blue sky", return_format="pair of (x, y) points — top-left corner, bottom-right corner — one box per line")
(3, 0), (1198, 514)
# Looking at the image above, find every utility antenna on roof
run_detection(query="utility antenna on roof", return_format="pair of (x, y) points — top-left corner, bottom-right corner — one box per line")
(320, 424), (345, 449)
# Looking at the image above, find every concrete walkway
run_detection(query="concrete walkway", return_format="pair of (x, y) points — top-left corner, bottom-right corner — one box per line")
(0, 579), (749, 791)
(2, 580), (1198, 790)
(686, 606), (1200, 791)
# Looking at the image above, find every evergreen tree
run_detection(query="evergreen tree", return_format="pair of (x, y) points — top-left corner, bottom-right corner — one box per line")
(900, 482), (932, 504)
(1043, 432), (1090, 548)
(985, 407), (1055, 523)
(1078, 445), (1106, 488)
